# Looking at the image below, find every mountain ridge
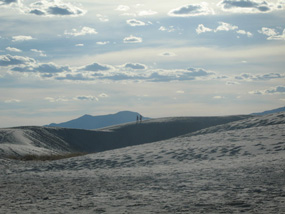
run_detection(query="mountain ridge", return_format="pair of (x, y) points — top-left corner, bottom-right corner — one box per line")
(46, 111), (150, 130)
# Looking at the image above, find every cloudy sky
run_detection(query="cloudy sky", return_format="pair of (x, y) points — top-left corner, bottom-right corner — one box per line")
(0, 0), (284, 127)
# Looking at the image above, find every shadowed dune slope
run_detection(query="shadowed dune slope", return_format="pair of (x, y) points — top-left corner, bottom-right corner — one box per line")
(0, 115), (250, 157)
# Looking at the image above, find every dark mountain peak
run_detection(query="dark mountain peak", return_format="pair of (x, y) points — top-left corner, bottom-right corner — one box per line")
(46, 111), (150, 130)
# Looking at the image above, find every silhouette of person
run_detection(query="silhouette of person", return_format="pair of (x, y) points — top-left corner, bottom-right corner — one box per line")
(140, 114), (142, 122)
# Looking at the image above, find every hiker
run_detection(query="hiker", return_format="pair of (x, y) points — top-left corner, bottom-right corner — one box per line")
(136, 115), (139, 123)
(140, 114), (142, 122)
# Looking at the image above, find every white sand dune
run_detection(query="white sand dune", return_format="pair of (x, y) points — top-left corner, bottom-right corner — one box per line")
(0, 115), (249, 157)
(0, 112), (284, 213)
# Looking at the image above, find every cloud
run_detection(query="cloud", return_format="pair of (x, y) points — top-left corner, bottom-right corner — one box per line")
(81, 62), (111, 72)
(115, 5), (130, 11)
(159, 26), (176, 33)
(124, 63), (147, 70)
(12, 35), (34, 42)
(64, 27), (97, 37)
(158, 52), (176, 57)
(6, 47), (22, 52)
(56, 73), (91, 81)
(27, 0), (86, 17)
(96, 41), (109, 45)
(258, 27), (285, 40)
(123, 35), (143, 43)
(235, 73), (285, 81)
(31, 49), (46, 57)
(215, 22), (238, 32)
(168, 3), (214, 17)
(99, 93), (109, 98)
(218, 0), (276, 13)
(75, 44), (84, 47)
(12, 62), (71, 73)
(126, 19), (146, 27)
(138, 10), (158, 16)
(249, 85), (285, 95)
(0, 54), (35, 66)
(0, 0), (18, 6)
(213, 96), (225, 99)
(45, 97), (69, 102)
(74, 95), (98, 101)
(236, 29), (253, 37)
(196, 24), (213, 34)
(4, 99), (21, 103)
(96, 14), (109, 22)
(176, 90), (185, 94)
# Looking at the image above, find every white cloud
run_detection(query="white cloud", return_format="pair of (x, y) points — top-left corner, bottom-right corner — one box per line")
(74, 95), (98, 101)
(81, 62), (111, 72)
(45, 97), (69, 102)
(97, 14), (109, 22)
(75, 44), (84, 47)
(249, 86), (285, 95)
(196, 24), (213, 34)
(215, 22), (238, 32)
(236, 29), (253, 37)
(0, 54), (35, 66)
(12, 62), (71, 73)
(218, 0), (276, 13)
(213, 96), (225, 99)
(168, 3), (214, 17)
(158, 52), (176, 57)
(126, 19), (146, 27)
(27, 0), (86, 17)
(138, 10), (158, 16)
(99, 93), (109, 98)
(258, 27), (285, 40)
(159, 26), (176, 33)
(12, 35), (34, 42)
(124, 63), (147, 70)
(176, 90), (185, 94)
(6, 47), (22, 52)
(96, 41), (109, 45)
(123, 35), (143, 43)
(64, 27), (97, 37)
(31, 49), (46, 57)
(115, 5), (130, 11)
(4, 99), (21, 103)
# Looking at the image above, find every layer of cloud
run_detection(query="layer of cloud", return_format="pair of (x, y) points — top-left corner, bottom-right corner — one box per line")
(0, 54), (35, 66)
(81, 62), (111, 72)
(258, 27), (285, 40)
(123, 35), (143, 43)
(74, 95), (98, 101)
(249, 85), (285, 95)
(115, 5), (130, 11)
(218, 0), (280, 13)
(31, 49), (47, 57)
(96, 14), (109, 22)
(168, 3), (214, 17)
(138, 10), (158, 16)
(4, 99), (21, 103)
(196, 22), (253, 37)
(96, 41), (109, 45)
(0, 0), (18, 6)
(27, 0), (86, 17)
(12, 35), (34, 42)
(12, 62), (71, 73)
(64, 27), (97, 37)
(6, 47), (22, 52)
(126, 19), (146, 27)
(124, 63), (147, 70)
(235, 73), (285, 81)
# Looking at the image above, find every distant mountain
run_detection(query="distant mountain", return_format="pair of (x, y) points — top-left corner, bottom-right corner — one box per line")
(251, 106), (285, 116)
(46, 111), (150, 130)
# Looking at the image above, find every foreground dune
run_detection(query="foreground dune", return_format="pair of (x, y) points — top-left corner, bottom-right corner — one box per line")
(0, 112), (284, 213)
(0, 115), (249, 157)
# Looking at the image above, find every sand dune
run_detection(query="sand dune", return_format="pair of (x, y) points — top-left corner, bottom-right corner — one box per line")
(0, 115), (250, 157)
(0, 112), (284, 213)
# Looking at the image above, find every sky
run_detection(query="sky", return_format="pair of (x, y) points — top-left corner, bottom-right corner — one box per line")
(0, 0), (285, 127)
